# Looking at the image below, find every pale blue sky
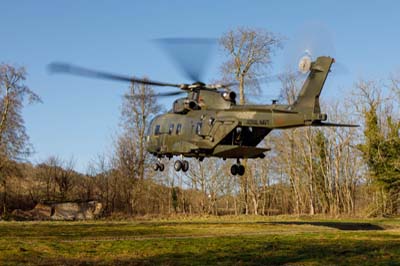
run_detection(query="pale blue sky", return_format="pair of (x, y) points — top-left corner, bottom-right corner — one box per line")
(1, 1), (399, 172)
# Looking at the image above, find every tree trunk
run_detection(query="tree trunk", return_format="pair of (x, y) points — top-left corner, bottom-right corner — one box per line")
(252, 197), (259, 215)
(2, 179), (7, 216)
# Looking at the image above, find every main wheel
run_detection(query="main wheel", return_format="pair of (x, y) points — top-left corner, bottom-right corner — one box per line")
(159, 163), (165, 172)
(153, 163), (159, 171)
(230, 164), (238, 175)
(237, 164), (245, 176)
(174, 160), (183, 171)
(182, 160), (189, 172)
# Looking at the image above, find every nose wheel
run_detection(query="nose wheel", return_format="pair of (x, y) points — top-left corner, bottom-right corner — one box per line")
(231, 159), (245, 176)
(153, 161), (165, 172)
(153, 158), (189, 172)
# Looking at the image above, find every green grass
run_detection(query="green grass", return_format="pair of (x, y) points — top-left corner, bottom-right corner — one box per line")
(1, 217), (400, 265)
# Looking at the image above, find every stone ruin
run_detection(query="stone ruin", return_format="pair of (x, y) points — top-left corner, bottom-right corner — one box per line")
(11, 201), (103, 221)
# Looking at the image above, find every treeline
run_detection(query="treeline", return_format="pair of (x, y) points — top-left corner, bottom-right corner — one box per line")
(1, 28), (399, 218)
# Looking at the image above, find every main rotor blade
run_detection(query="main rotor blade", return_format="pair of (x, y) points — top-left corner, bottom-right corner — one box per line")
(214, 73), (283, 90)
(207, 81), (239, 89)
(155, 37), (217, 82)
(48, 62), (183, 88)
(254, 73), (286, 84)
(125, 90), (186, 99)
(330, 61), (350, 75)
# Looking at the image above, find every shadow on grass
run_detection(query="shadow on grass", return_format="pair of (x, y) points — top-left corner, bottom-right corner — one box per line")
(268, 221), (384, 231)
(133, 220), (386, 231)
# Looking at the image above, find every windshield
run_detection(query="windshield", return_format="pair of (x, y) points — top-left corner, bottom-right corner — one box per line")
(146, 115), (161, 136)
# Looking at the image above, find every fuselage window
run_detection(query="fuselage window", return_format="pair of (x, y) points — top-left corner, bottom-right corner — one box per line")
(196, 122), (202, 135)
(192, 91), (199, 101)
(169, 124), (174, 135)
(176, 123), (182, 135)
(154, 125), (161, 135)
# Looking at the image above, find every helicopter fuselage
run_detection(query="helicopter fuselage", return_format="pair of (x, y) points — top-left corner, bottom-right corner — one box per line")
(146, 92), (326, 160)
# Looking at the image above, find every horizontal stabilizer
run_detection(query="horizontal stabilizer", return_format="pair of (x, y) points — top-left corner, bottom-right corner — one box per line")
(312, 121), (359, 128)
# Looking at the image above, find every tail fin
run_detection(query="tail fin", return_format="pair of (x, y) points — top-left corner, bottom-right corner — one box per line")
(293, 56), (334, 114)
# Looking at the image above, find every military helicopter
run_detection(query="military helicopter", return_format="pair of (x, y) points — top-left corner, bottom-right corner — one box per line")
(50, 40), (357, 176)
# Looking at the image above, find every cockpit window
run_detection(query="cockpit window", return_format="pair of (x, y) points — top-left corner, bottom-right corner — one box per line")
(148, 115), (161, 136)
(154, 125), (161, 135)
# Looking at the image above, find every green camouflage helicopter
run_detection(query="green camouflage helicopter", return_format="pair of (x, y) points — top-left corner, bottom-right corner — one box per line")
(50, 43), (357, 176)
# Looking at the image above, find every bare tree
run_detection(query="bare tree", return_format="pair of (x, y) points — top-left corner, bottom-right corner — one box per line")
(219, 27), (283, 104)
(390, 75), (400, 103)
(36, 156), (76, 201)
(118, 81), (160, 180)
(0, 64), (40, 215)
(0, 64), (40, 160)
(247, 159), (271, 215)
(110, 80), (161, 215)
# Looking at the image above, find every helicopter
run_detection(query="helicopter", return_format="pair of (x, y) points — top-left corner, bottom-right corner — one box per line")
(49, 43), (357, 176)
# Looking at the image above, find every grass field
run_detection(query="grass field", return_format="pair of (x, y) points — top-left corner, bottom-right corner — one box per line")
(1, 216), (400, 265)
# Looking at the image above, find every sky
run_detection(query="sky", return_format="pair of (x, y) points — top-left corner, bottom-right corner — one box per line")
(1, 0), (400, 172)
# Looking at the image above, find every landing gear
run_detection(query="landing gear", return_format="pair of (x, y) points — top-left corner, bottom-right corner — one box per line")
(174, 160), (182, 171)
(154, 161), (165, 172)
(182, 160), (189, 172)
(231, 159), (245, 176)
(154, 158), (189, 172)
(174, 160), (189, 172)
